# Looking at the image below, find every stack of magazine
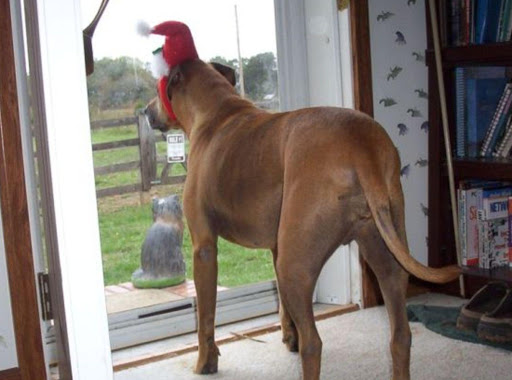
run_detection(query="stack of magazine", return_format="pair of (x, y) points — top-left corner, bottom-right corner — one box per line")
(458, 180), (512, 269)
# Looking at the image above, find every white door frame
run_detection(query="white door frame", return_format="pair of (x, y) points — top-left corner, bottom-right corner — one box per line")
(24, 0), (113, 378)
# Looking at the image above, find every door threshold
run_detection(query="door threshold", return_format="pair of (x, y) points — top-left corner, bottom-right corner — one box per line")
(112, 303), (358, 372)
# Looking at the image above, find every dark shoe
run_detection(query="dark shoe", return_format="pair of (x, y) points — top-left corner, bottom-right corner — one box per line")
(477, 289), (512, 342)
(456, 282), (508, 332)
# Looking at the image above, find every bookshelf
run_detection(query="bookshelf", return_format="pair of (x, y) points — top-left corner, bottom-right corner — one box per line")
(426, 0), (512, 296)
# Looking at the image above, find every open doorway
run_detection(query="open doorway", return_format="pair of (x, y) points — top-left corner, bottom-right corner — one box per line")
(14, 0), (357, 377)
(80, 0), (281, 350)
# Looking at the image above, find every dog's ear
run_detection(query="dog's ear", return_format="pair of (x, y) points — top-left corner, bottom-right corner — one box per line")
(166, 65), (184, 101)
(210, 62), (236, 87)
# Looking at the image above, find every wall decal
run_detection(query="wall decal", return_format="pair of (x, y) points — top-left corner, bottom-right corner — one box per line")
(379, 97), (397, 107)
(397, 123), (409, 136)
(401, 164), (411, 178)
(387, 66), (403, 80)
(415, 88), (428, 98)
(420, 203), (429, 216)
(370, 0), (430, 259)
(415, 157), (428, 167)
(407, 107), (423, 117)
(377, 11), (395, 22)
(395, 31), (407, 44)
(412, 51), (425, 62)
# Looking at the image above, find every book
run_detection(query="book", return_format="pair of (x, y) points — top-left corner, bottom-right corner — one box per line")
(497, 117), (512, 156)
(497, 0), (509, 41)
(476, 0), (504, 44)
(457, 180), (510, 266)
(498, 0), (512, 41)
(449, 0), (512, 45)
(493, 114), (512, 156)
(482, 195), (510, 219)
(478, 211), (509, 269)
(478, 188), (511, 269)
(509, 197), (512, 267)
(480, 83), (512, 156)
(455, 68), (466, 157)
(506, 0), (512, 40)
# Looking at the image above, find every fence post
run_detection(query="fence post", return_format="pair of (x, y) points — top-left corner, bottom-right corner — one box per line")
(138, 112), (156, 191)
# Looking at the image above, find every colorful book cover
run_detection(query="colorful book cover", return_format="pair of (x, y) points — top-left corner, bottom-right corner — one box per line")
(478, 215), (509, 269)
(482, 195), (510, 219)
(463, 182), (512, 266)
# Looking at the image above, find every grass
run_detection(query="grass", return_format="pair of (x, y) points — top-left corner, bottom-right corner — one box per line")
(98, 200), (274, 287)
(93, 118), (275, 287)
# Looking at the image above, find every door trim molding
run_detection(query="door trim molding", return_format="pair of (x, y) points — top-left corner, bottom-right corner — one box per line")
(0, 1), (46, 378)
(349, 0), (382, 308)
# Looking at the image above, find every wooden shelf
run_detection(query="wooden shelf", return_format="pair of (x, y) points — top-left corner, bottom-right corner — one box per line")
(463, 266), (512, 283)
(451, 157), (512, 181)
(427, 43), (512, 68)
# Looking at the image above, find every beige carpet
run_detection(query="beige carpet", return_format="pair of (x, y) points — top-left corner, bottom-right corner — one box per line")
(115, 293), (512, 379)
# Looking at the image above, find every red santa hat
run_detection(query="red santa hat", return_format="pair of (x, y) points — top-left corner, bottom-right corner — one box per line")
(138, 20), (199, 120)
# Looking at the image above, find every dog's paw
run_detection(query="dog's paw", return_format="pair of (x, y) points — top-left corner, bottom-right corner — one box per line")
(195, 345), (220, 375)
(195, 362), (218, 375)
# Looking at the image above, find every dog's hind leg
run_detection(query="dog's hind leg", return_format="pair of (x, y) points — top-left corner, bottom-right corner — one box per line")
(272, 248), (299, 352)
(190, 226), (220, 374)
(275, 210), (336, 380)
(357, 221), (411, 380)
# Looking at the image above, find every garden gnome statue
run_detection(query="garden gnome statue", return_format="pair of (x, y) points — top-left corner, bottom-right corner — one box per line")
(132, 195), (186, 288)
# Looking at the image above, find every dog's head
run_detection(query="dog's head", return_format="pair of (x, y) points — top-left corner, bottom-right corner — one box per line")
(143, 61), (236, 133)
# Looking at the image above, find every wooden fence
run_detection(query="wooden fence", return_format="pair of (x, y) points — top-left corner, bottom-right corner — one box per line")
(92, 114), (187, 198)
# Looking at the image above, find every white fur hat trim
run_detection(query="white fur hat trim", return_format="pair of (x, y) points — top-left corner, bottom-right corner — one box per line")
(151, 50), (170, 78)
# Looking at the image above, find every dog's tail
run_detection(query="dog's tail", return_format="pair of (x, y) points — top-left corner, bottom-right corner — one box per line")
(356, 160), (460, 284)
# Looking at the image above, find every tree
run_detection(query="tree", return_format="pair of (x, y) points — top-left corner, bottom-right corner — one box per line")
(86, 57), (156, 116)
(209, 52), (278, 102)
(243, 52), (278, 101)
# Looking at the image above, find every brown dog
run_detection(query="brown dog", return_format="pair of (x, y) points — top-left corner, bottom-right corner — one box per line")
(144, 60), (460, 380)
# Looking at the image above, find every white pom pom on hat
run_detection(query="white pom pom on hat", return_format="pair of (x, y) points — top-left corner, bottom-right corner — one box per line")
(136, 20), (152, 37)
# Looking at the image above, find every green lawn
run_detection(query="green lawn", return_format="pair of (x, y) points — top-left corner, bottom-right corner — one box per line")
(93, 121), (275, 287)
(98, 201), (275, 287)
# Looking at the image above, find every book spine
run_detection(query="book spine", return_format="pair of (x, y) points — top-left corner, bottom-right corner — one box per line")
(498, 0), (508, 41)
(451, 0), (461, 45)
(475, 0), (489, 44)
(459, 188), (467, 265)
(478, 210), (489, 269)
(480, 84), (512, 156)
(455, 68), (466, 157)
(467, 187), (482, 266)
(509, 197), (512, 267)
(487, 91), (512, 155)
(501, 0), (512, 40)
(494, 114), (512, 156)
(499, 122), (512, 156)
(507, 0), (512, 40)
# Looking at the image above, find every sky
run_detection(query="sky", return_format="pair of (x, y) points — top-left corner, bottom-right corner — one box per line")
(80, 0), (277, 63)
